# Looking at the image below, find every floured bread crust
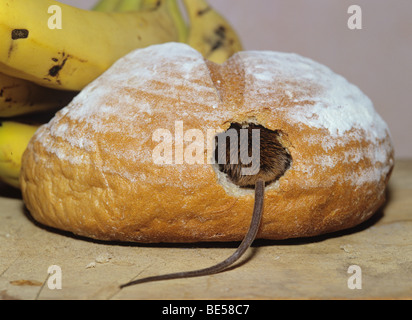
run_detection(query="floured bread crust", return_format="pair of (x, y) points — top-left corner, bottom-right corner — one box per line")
(20, 43), (394, 243)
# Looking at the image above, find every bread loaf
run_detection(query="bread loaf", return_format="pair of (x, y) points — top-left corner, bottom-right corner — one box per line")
(20, 43), (394, 243)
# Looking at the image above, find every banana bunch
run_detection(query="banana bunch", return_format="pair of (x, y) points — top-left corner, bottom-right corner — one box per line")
(0, 0), (180, 91)
(0, 0), (242, 189)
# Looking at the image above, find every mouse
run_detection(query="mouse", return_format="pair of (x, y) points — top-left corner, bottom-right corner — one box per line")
(215, 123), (292, 188)
(120, 123), (291, 289)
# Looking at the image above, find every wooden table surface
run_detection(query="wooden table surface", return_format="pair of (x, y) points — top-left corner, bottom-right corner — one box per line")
(0, 160), (411, 300)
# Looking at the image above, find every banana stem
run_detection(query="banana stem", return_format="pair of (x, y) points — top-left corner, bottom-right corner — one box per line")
(93, 0), (122, 11)
(166, 0), (189, 42)
(115, 0), (143, 12)
(139, 0), (164, 10)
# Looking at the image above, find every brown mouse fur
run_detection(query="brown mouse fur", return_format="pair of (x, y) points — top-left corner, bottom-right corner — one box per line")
(215, 123), (292, 188)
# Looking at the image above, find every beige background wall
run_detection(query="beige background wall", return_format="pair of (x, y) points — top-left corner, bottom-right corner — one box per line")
(61, 0), (412, 158)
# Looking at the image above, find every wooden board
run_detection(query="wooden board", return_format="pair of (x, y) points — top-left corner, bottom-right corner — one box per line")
(0, 160), (411, 300)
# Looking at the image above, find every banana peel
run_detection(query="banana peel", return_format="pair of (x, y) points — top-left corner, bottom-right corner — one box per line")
(0, 121), (39, 188)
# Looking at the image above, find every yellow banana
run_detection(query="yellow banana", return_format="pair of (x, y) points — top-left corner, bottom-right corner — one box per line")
(0, 0), (140, 118)
(0, 121), (40, 188)
(0, 0), (179, 91)
(0, 72), (76, 117)
(183, 0), (243, 64)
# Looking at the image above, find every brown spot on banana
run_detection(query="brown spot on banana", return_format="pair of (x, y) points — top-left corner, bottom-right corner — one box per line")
(46, 53), (88, 83)
(7, 29), (29, 60)
(0, 85), (20, 104)
(48, 57), (68, 77)
(7, 42), (15, 59)
(11, 29), (29, 40)
(197, 7), (212, 16)
(205, 25), (228, 56)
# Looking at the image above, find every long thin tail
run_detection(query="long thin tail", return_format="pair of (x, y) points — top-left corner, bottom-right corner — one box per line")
(120, 179), (265, 289)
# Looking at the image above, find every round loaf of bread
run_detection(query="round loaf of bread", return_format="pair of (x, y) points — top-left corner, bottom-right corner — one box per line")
(20, 43), (394, 243)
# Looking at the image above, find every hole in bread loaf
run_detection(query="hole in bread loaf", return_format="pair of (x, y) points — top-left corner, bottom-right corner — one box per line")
(213, 123), (292, 193)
